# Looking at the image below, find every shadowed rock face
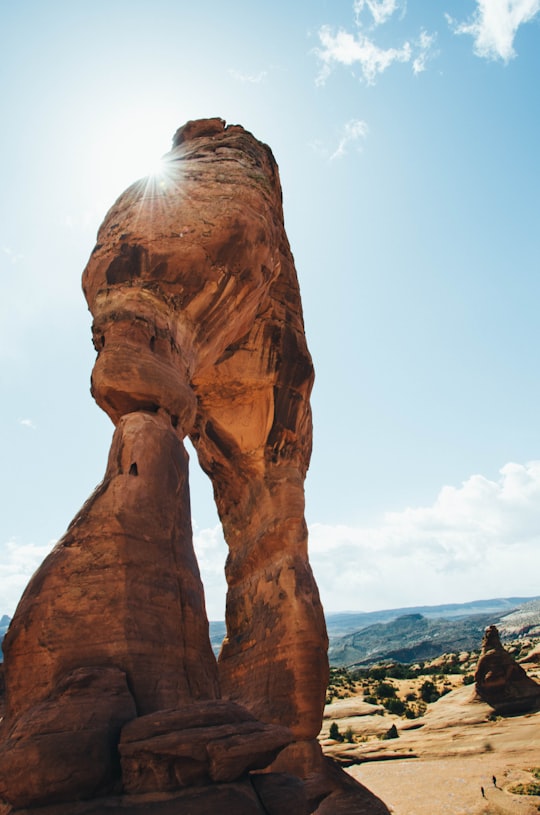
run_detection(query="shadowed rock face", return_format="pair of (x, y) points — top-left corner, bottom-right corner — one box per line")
(475, 625), (540, 714)
(0, 119), (333, 810)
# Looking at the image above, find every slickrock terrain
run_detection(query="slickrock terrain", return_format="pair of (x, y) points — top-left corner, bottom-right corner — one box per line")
(319, 640), (540, 815)
(0, 119), (383, 813)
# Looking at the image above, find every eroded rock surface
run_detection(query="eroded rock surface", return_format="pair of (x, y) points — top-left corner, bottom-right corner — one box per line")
(3, 410), (218, 725)
(0, 667), (135, 808)
(82, 117), (328, 740)
(0, 119), (339, 812)
(475, 625), (540, 713)
(119, 701), (293, 793)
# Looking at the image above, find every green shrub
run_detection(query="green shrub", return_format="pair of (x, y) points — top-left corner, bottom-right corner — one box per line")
(419, 680), (440, 703)
(375, 682), (397, 699)
(369, 666), (388, 681)
(329, 722), (342, 741)
(509, 782), (540, 796)
(385, 663), (415, 679)
(326, 666), (357, 703)
(383, 698), (406, 716)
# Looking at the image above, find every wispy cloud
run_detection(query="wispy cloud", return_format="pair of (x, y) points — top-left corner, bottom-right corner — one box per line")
(354, 0), (401, 27)
(315, 0), (437, 87)
(447, 0), (540, 62)
(413, 30), (437, 74)
(330, 119), (369, 160)
(229, 68), (268, 84)
(176, 460), (540, 617)
(18, 418), (37, 430)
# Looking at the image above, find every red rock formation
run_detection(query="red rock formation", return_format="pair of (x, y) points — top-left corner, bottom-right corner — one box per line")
(119, 701), (293, 793)
(0, 119), (384, 813)
(0, 667), (136, 808)
(0, 409), (221, 807)
(82, 117), (329, 745)
(0, 119), (330, 811)
(3, 411), (218, 724)
(475, 625), (540, 714)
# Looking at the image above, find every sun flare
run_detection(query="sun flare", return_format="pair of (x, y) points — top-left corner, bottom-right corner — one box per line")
(88, 108), (180, 211)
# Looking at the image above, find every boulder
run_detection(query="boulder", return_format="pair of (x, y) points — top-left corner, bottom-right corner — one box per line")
(0, 667), (136, 808)
(250, 773), (309, 815)
(119, 701), (293, 793)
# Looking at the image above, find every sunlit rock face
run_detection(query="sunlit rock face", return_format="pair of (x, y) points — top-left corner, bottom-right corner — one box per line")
(0, 119), (331, 810)
(475, 625), (540, 714)
(82, 117), (329, 742)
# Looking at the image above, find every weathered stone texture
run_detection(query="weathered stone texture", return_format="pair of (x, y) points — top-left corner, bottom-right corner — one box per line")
(2, 410), (218, 724)
(475, 624), (540, 713)
(119, 701), (293, 793)
(0, 667), (136, 808)
(82, 117), (328, 739)
(0, 118), (349, 812)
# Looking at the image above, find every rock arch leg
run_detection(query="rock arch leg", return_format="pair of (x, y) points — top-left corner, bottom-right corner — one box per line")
(190, 306), (328, 743)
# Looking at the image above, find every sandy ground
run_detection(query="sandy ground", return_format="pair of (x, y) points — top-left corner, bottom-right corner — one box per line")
(322, 685), (540, 815)
(351, 756), (540, 815)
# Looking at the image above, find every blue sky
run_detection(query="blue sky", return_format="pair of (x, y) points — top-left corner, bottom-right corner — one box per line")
(1, 0), (540, 619)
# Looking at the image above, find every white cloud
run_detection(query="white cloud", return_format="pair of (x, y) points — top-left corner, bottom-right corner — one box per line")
(193, 523), (228, 621)
(330, 119), (369, 160)
(5, 462), (539, 623)
(229, 69), (268, 84)
(0, 539), (56, 616)
(354, 0), (401, 27)
(308, 461), (540, 612)
(448, 0), (540, 62)
(315, 0), (437, 84)
(413, 30), (437, 74)
(18, 418), (36, 430)
(316, 26), (412, 85)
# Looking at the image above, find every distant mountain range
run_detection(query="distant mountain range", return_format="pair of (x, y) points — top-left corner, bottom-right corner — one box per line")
(323, 596), (537, 638)
(1, 597), (538, 666)
(326, 597), (540, 667)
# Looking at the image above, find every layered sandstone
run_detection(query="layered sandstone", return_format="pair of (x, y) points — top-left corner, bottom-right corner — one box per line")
(3, 411), (218, 724)
(0, 119), (337, 811)
(82, 117), (329, 742)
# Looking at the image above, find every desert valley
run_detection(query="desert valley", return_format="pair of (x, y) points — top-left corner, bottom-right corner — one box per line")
(318, 598), (540, 815)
